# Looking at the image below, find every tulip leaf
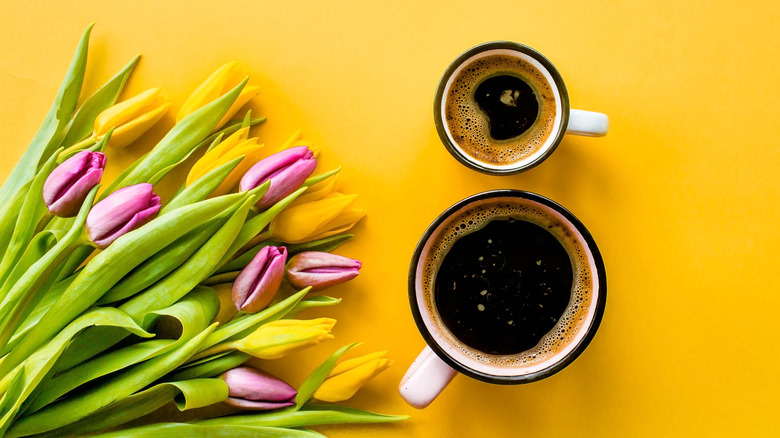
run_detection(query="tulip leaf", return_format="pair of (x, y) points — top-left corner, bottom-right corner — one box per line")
(43, 379), (229, 438)
(114, 78), (249, 190)
(200, 270), (239, 286)
(192, 288), (311, 357)
(294, 343), (359, 409)
(0, 307), (152, 434)
(303, 166), (341, 187)
(196, 116), (266, 154)
(98, 218), (224, 304)
(221, 186), (307, 266)
(192, 404), (409, 428)
(92, 424), (324, 438)
(0, 181), (32, 257)
(286, 296), (342, 319)
(28, 286), (219, 414)
(161, 155), (243, 214)
(0, 192), (248, 379)
(216, 234), (354, 275)
(59, 56), (140, 147)
(7, 323), (217, 437)
(49, 195), (253, 374)
(0, 24), (91, 213)
(0, 149), (61, 291)
(205, 132), (225, 153)
(168, 351), (250, 381)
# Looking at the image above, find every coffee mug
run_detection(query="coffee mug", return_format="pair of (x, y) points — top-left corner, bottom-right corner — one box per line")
(399, 190), (606, 408)
(434, 41), (609, 175)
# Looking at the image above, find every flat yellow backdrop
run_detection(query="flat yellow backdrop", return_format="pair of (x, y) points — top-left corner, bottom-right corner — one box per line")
(2, 1), (779, 436)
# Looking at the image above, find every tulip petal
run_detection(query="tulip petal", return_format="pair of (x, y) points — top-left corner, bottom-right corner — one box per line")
(269, 193), (360, 244)
(222, 367), (297, 402)
(43, 151), (106, 217)
(176, 62), (239, 122)
(314, 357), (392, 402)
(286, 252), (362, 291)
(86, 183), (162, 248)
(105, 101), (171, 149)
(94, 88), (162, 136)
(224, 398), (295, 410)
(216, 85), (260, 129)
(232, 247), (287, 313)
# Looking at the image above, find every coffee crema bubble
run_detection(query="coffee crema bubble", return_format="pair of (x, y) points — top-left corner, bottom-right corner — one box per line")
(444, 54), (557, 166)
(419, 197), (594, 371)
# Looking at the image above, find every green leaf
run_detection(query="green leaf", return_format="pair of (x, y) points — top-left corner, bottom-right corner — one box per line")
(0, 149), (61, 291)
(59, 55), (140, 147)
(7, 323), (217, 437)
(220, 186), (307, 266)
(0, 307), (152, 434)
(44, 379), (229, 438)
(286, 295), (341, 319)
(217, 234), (353, 275)
(98, 218), (225, 304)
(168, 351), (249, 381)
(0, 180), (31, 257)
(303, 166), (340, 187)
(161, 155), (244, 214)
(193, 404), (409, 428)
(93, 424), (323, 438)
(114, 78), (249, 189)
(295, 343), (359, 409)
(196, 116), (265, 153)
(0, 192), (247, 379)
(0, 24), (92, 211)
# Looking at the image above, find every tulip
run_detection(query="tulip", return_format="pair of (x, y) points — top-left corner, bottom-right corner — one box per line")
(177, 62), (260, 130)
(93, 88), (172, 148)
(232, 246), (287, 313)
(185, 127), (265, 196)
(42, 151), (106, 217)
(220, 366), (297, 411)
(239, 146), (317, 209)
(86, 183), (162, 249)
(232, 318), (336, 360)
(286, 251), (361, 291)
(313, 350), (392, 402)
(269, 192), (365, 244)
(273, 131), (320, 158)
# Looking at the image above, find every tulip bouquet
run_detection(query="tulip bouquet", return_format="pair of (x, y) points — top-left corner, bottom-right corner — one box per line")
(0, 25), (405, 437)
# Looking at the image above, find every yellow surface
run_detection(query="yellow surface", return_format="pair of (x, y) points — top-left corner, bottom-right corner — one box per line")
(1, 1), (779, 436)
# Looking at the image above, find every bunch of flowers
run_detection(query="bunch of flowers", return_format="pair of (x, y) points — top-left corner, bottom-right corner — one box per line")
(0, 25), (404, 437)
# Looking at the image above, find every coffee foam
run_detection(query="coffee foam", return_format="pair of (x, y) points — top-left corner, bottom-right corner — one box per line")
(415, 197), (599, 377)
(442, 50), (562, 169)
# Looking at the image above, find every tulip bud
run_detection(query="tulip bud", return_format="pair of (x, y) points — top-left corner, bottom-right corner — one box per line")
(270, 192), (366, 244)
(220, 366), (297, 411)
(313, 351), (392, 402)
(86, 183), (162, 249)
(239, 146), (317, 209)
(42, 151), (106, 217)
(286, 251), (361, 291)
(232, 246), (287, 313)
(232, 318), (336, 360)
(94, 88), (172, 148)
(185, 127), (265, 197)
(177, 62), (260, 130)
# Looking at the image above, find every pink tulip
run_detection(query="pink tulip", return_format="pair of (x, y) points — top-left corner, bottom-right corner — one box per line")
(232, 246), (287, 313)
(221, 367), (297, 411)
(286, 251), (361, 291)
(42, 151), (106, 217)
(86, 183), (161, 249)
(239, 146), (316, 209)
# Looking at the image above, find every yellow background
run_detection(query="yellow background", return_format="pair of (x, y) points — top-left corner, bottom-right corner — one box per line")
(2, 1), (779, 436)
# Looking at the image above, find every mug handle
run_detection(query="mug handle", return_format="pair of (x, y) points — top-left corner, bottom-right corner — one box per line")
(399, 346), (458, 409)
(566, 109), (609, 137)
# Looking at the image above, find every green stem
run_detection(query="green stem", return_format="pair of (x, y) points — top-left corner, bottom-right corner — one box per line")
(57, 136), (97, 159)
(200, 271), (239, 286)
(185, 341), (236, 363)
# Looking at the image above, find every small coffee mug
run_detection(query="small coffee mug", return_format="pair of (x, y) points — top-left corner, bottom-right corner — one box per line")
(399, 190), (606, 408)
(434, 42), (609, 175)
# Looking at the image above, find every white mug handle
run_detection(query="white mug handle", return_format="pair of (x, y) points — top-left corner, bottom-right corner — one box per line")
(567, 109), (609, 137)
(399, 346), (458, 409)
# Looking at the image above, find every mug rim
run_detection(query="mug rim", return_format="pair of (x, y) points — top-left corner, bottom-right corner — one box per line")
(433, 41), (571, 175)
(407, 189), (606, 384)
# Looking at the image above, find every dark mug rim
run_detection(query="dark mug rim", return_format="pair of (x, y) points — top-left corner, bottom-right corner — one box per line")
(433, 41), (571, 175)
(407, 190), (606, 384)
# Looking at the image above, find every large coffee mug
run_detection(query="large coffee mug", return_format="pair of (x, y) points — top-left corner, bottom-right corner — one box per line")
(434, 42), (609, 175)
(399, 190), (606, 408)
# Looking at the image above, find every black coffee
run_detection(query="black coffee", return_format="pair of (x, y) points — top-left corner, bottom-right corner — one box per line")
(474, 75), (539, 140)
(434, 218), (573, 355)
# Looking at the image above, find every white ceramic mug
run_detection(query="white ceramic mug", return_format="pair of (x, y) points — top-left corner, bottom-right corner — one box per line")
(399, 190), (607, 408)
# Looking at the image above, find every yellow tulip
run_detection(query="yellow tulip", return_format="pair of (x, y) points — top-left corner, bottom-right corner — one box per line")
(185, 127), (265, 196)
(93, 88), (172, 148)
(274, 131), (320, 158)
(176, 62), (260, 130)
(269, 192), (366, 244)
(313, 350), (393, 402)
(232, 318), (336, 360)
